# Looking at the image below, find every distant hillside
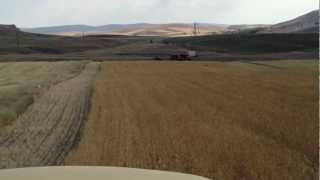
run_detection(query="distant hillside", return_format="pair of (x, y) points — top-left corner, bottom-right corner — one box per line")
(0, 24), (19, 34)
(164, 33), (318, 54)
(23, 25), (96, 35)
(22, 24), (150, 36)
(0, 24), (140, 55)
(259, 10), (319, 33)
(22, 10), (319, 37)
(227, 24), (270, 32)
(22, 23), (228, 37)
(111, 23), (227, 36)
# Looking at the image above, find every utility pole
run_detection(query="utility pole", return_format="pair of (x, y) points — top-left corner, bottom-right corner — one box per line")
(15, 29), (20, 49)
(81, 31), (85, 40)
(193, 23), (200, 36)
(193, 23), (197, 36)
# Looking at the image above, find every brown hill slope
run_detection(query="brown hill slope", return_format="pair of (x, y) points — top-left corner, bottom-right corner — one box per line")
(23, 23), (227, 37)
(112, 23), (227, 36)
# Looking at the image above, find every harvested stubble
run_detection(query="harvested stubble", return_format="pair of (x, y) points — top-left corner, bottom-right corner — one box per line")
(0, 63), (99, 168)
(0, 62), (86, 128)
(65, 60), (318, 180)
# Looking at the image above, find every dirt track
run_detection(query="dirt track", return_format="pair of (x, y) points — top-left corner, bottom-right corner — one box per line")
(65, 61), (318, 180)
(0, 63), (99, 169)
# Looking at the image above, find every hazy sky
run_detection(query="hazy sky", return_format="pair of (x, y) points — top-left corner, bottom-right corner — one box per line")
(0, 0), (318, 27)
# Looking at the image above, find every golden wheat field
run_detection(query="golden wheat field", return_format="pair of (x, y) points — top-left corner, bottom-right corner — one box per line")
(65, 60), (318, 180)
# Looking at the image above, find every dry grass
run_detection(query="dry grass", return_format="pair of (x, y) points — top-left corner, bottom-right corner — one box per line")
(0, 63), (99, 168)
(65, 60), (318, 180)
(0, 62), (86, 128)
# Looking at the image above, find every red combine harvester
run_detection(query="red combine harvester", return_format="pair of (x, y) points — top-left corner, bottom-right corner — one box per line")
(170, 51), (196, 61)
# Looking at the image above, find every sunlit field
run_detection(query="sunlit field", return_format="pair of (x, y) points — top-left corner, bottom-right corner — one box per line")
(66, 60), (318, 180)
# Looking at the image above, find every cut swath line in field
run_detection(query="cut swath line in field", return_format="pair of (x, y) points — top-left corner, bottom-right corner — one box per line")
(0, 63), (99, 168)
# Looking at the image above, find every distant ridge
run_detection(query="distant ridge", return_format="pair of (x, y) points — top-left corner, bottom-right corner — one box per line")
(21, 10), (319, 36)
(22, 23), (228, 37)
(22, 24), (151, 36)
(0, 24), (19, 32)
(227, 24), (270, 31)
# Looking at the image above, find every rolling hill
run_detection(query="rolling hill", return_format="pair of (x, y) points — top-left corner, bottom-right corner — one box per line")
(0, 9), (318, 60)
(110, 23), (227, 36)
(227, 24), (271, 32)
(22, 23), (228, 37)
(259, 10), (319, 33)
(22, 24), (151, 36)
(0, 25), (140, 55)
(0, 24), (19, 32)
(21, 10), (319, 36)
